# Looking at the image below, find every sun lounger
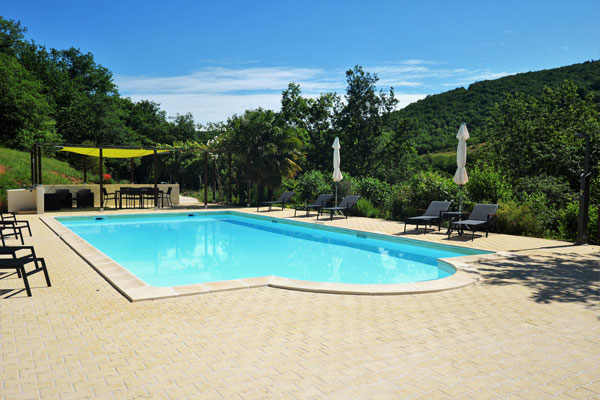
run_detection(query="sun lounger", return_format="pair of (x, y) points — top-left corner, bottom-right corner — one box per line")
(294, 194), (334, 217)
(403, 201), (452, 234)
(317, 195), (361, 220)
(0, 246), (51, 296)
(257, 191), (295, 211)
(448, 203), (498, 240)
(1, 212), (31, 236)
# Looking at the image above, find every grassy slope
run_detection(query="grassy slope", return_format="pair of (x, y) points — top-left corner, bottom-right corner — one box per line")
(0, 147), (91, 202)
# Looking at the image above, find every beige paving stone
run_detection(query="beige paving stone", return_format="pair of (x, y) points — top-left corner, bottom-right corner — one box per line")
(1, 209), (598, 399)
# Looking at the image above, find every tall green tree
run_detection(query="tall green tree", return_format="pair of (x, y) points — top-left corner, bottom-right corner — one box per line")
(484, 81), (600, 189)
(336, 65), (398, 177)
(222, 108), (303, 201)
(0, 52), (60, 149)
(279, 82), (338, 172)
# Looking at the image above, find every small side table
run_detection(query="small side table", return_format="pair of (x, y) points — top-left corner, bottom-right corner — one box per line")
(442, 211), (464, 235)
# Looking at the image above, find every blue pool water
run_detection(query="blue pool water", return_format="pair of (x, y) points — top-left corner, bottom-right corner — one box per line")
(56, 212), (489, 287)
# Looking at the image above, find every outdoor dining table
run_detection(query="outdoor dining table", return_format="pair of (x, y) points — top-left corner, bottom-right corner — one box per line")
(116, 187), (163, 209)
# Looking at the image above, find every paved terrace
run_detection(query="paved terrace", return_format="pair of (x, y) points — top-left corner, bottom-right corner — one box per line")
(1, 206), (599, 399)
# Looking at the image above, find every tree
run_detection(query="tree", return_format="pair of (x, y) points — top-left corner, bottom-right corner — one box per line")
(335, 65), (398, 177)
(484, 81), (600, 189)
(223, 109), (303, 202)
(0, 52), (60, 149)
(278, 82), (338, 172)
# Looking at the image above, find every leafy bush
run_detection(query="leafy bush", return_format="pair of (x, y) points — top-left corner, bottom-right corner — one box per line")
(496, 200), (543, 237)
(554, 201), (599, 242)
(466, 163), (513, 203)
(354, 198), (380, 218)
(408, 170), (461, 215)
(387, 184), (413, 220)
(354, 177), (392, 207)
(285, 170), (332, 204)
(514, 174), (574, 207)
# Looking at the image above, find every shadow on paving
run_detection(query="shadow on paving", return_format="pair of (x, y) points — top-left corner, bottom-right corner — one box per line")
(476, 251), (600, 307)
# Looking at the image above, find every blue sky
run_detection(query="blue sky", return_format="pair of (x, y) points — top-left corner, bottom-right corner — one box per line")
(2, 0), (599, 124)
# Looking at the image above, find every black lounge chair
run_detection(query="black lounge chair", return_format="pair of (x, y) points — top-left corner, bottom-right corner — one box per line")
(0, 221), (25, 246)
(317, 195), (361, 220)
(76, 189), (94, 208)
(1, 212), (31, 237)
(294, 194), (334, 217)
(0, 246), (51, 297)
(257, 191), (295, 211)
(404, 201), (452, 234)
(448, 203), (499, 240)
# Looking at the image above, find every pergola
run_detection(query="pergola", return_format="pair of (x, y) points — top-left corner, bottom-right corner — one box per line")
(30, 143), (237, 209)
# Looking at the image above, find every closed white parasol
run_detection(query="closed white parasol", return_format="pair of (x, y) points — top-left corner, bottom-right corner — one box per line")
(332, 137), (343, 205)
(453, 123), (470, 213)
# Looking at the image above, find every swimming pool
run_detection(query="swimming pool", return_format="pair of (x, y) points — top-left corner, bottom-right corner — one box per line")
(55, 212), (489, 290)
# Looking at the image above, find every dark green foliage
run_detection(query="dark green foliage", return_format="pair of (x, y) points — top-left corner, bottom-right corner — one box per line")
(396, 60), (600, 154)
(513, 175), (574, 207)
(354, 198), (380, 218)
(292, 170), (332, 204)
(465, 163), (513, 204)
(335, 66), (399, 178)
(354, 177), (392, 208)
(408, 170), (461, 214)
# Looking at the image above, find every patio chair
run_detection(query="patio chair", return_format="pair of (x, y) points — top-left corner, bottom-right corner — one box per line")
(0, 221), (25, 246)
(0, 246), (51, 297)
(76, 189), (94, 208)
(127, 187), (144, 208)
(1, 212), (32, 236)
(294, 194), (334, 217)
(317, 195), (361, 220)
(448, 203), (499, 240)
(141, 187), (156, 208)
(55, 189), (73, 209)
(102, 188), (118, 208)
(403, 201), (452, 234)
(257, 191), (295, 212)
(161, 187), (173, 207)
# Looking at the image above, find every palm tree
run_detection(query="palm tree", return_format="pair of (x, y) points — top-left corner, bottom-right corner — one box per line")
(222, 109), (303, 203)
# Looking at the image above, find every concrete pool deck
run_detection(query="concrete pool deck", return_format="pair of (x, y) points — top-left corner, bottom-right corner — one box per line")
(1, 206), (599, 398)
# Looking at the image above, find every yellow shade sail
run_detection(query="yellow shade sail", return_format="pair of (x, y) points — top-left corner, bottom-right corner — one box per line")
(60, 147), (170, 158)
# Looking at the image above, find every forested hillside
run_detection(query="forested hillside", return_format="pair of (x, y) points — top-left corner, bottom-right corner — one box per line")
(396, 60), (600, 153)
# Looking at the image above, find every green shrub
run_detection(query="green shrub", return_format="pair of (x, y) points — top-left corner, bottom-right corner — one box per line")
(496, 200), (543, 237)
(466, 163), (513, 203)
(408, 170), (461, 214)
(284, 170), (332, 204)
(514, 175), (574, 207)
(556, 201), (580, 241)
(354, 177), (392, 208)
(387, 184), (413, 221)
(354, 198), (380, 218)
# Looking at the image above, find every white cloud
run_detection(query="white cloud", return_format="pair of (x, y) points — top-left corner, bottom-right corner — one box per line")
(116, 61), (513, 124)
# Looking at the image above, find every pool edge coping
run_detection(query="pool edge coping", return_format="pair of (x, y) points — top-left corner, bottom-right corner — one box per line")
(41, 212), (494, 302)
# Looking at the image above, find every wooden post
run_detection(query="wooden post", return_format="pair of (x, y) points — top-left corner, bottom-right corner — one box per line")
(154, 150), (158, 209)
(36, 145), (43, 185)
(212, 156), (216, 203)
(246, 153), (251, 207)
(99, 148), (103, 209)
(30, 145), (36, 185)
(83, 156), (87, 183)
(227, 152), (232, 205)
(203, 152), (208, 209)
(130, 158), (135, 183)
(176, 151), (181, 188)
